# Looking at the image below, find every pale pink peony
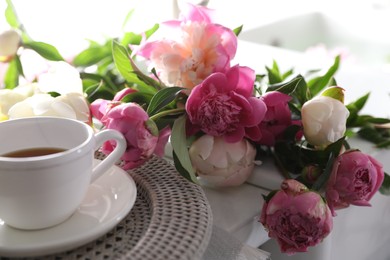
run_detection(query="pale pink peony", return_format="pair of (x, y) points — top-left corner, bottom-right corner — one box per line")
(260, 179), (333, 255)
(326, 150), (384, 216)
(137, 3), (237, 89)
(186, 65), (267, 143)
(257, 91), (295, 146)
(189, 134), (257, 187)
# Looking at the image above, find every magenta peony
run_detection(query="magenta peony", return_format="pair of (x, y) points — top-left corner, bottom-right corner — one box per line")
(260, 179), (333, 255)
(326, 150), (384, 215)
(137, 3), (237, 89)
(186, 65), (267, 143)
(257, 91), (294, 146)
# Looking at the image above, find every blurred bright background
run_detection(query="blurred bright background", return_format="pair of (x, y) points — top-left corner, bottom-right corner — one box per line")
(2, 0), (390, 59)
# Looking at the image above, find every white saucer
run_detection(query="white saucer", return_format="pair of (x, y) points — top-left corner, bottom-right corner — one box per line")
(0, 159), (137, 258)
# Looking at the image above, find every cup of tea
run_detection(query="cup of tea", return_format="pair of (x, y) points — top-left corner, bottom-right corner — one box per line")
(0, 116), (126, 230)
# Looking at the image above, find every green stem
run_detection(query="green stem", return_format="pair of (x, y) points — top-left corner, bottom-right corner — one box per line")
(271, 150), (292, 179)
(149, 108), (186, 121)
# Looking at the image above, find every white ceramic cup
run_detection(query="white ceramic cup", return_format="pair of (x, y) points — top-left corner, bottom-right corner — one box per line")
(0, 117), (126, 230)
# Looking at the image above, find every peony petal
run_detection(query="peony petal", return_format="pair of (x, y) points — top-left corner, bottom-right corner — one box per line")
(246, 126), (263, 142)
(179, 3), (214, 23)
(262, 91), (292, 106)
(190, 134), (214, 161)
(224, 139), (247, 163)
(154, 126), (172, 157)
(224, 126), (245, 143)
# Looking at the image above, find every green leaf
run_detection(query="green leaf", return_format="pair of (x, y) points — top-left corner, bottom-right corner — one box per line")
(347, 92), (370, 112)
(307, 55), (340, 96)
(5, 0), (19, 28)
(72, 45), (112, 67)
(377, 140), (390, 148)
(267, 74), (309, 106)
(121, 23), (159, 46)
(324, 136), (346, 155)
(47, 91), (61, 97)
(366, 117), (390, 124)
(266, 60), (282, 84)
(112, 41), (159, 94)
(311, 153), (335, 191)
(112, 41), (138, 81)
(172, 151), (194, 183)
(121, 32), (143, 46)
(147, 87), (184, 116)
(171, 115), (198, 183)
(4, 57), (19, 89)
(145, 119), (159, 136)
(357, 126), (389, 146)
(83, 82), (115, 102)
(23, 41), (64, 61)
(380, 173), (390, 195)
(233, 25), (243, 36)
(120, 91), (154, 108)
(321, 86), (345, 103)
(121, 8), (135, 31)
(129, 58), (162, 91)
(14, 55), (24, 77)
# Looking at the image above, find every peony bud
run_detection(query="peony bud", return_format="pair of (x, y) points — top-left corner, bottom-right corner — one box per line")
(301, 87), (349, 147)
(0, 29), (21, 62)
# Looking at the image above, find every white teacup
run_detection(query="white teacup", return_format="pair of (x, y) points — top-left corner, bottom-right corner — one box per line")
(0, 117), (126, 230)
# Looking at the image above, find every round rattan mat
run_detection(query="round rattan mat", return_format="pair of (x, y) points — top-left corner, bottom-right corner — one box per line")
(5, 154), (213, 260)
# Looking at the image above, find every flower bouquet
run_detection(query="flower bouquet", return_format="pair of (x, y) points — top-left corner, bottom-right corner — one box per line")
(2, 1), (390, 255)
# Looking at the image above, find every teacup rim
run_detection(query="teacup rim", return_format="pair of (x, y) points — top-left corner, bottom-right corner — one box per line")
(0, 117), (94, 166)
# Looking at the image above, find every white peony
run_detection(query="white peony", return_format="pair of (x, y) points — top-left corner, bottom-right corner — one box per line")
(189, 135), (257, 187)
(0, 83), (41, 115)
(8, 92), (90, 123)
(301, 95), (350, 147)
(37, 61), (83, 95)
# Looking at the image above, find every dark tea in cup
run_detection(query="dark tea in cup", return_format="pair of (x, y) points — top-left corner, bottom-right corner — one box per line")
(1, 147), (66, 158)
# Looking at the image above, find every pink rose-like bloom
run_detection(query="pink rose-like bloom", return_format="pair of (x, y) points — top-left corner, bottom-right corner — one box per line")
(257, 91), (294, 146)
(137, 4), (237, 89)
(94, 102), (169, 170)
(186, 65), (267, 143)
(260, 179), (333, 255)
(326, 150), (384, 215)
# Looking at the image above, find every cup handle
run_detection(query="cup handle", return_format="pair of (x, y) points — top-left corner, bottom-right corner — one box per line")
(91, 129), (126, 182)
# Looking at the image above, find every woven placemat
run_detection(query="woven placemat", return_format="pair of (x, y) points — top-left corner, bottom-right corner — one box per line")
(6, 154), (213, 260)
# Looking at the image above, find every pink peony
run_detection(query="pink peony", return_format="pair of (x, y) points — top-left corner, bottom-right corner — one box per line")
(137, 3), (237, 89)
(185, 65), (267, 143)
(257, 91), (294, 146)
(90, 97), (170, 169)
(260, 179), (333, 255)
(90, 88), (136, 121)
(325, 150), (384, 215)
(99, 103), (163, 169)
